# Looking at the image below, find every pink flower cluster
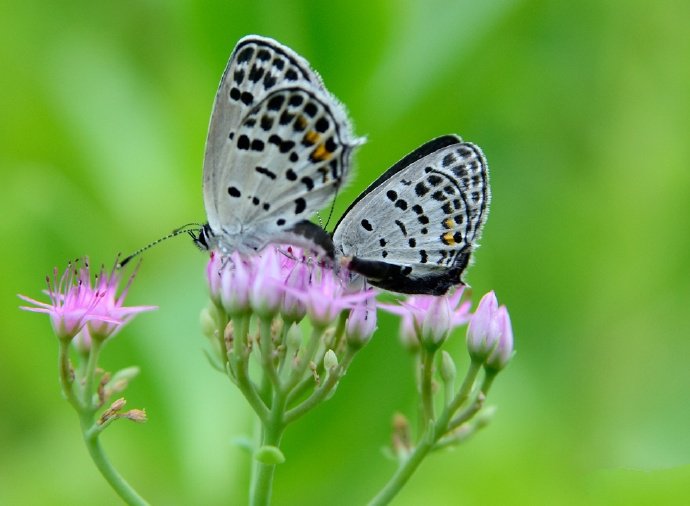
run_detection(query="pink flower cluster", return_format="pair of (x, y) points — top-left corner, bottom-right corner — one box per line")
(207, 247), (377, 333)
(381, 288), (472, 350)
(19, 258), (156, 342)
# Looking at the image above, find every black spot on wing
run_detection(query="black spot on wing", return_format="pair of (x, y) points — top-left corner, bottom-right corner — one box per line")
(294, 198), (306, 214)
(255, 166), (276, 180)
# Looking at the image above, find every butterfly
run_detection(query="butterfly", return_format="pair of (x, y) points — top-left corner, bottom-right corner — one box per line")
(194, 35), (362, 256)
(331, 135), (490, 295)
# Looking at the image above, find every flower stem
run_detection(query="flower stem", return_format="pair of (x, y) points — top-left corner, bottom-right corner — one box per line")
(285, 326), (324, 391)
(229, 315), (269, 421)
(370, 360), (483, 505)
(83, 338), (104, 408)
(80, 414), (150, 506)
(65, 338), (149, 505)
(58, 340), (81, 410)
(419, 349), (436, 435)
(250, 391), (287, 506)
(259, 317), (281, 390)
(367, 426), (435, 506)
(284, 346), (356, 424)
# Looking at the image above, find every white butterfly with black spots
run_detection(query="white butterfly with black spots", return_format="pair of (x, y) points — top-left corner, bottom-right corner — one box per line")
(332, 135), (490, 295)
(194, 35), (362, 255)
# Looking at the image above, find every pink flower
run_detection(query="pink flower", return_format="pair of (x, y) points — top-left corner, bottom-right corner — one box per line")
(485, 306), (514, 371)
(206, 252), (223, 304)
(466, 291), (499, 361)
(219, 251), (252, 315)
(19, 257), (156, 341)
(281, 260), (310, 322)
(86, 260), (157, 340)
(381, 287), (471, 349)
(300, 267), (374, 328)
(346, 295), (378, 348)
(467, 291), (514, 370)
(249, 248), (284, 318)
(420, 296), (452, 349)
(208, 246), (375, 328)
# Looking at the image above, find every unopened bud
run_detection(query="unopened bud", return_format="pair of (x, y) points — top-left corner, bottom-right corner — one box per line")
(324, 349), (338, 371)
(123, 409), (147, 423)
(346, 298), (377, 348)
(200, 306), (217, 339)
(286, 323), (303, 351)
(420, 296), (451, 350)
(73, 329), (92, 356)
(485, 306), (514, 372)
(467, 291), (499, 363)
(439, 351), (456, 384)
(391, 412), (412, 458)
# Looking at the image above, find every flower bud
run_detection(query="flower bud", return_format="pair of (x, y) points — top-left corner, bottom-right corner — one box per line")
(439, 350), (456, 384)
(200, 306), (217, 340)
(285, 323), (303, 355)
(398, 314), (421, 352)
(73, 329), (92, 356)
(220, 252), (251, 315)
(485, 306), (514, 372)
(466, 291), (499, 363)
(346, 298), (377, 348)
(281, 261), (309, 322)
(324, 349), (338, 370)
(206, 252), (223, 305)
(249, 249), (283, 318)
(123, 409), (148, 423)
(420, 296), (451, 350)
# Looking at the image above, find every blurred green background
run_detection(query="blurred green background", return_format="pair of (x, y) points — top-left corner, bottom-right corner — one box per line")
(2, 0), (689, 504)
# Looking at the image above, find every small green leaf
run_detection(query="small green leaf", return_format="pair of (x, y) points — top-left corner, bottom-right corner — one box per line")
(254, 445), (285, 465)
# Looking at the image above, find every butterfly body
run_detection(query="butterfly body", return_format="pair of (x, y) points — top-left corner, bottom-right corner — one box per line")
(332, 135), (490, 295)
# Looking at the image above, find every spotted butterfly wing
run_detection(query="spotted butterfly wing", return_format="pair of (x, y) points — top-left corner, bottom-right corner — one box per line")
(200, 35), (360, 254)
(332, 135), (489, 295)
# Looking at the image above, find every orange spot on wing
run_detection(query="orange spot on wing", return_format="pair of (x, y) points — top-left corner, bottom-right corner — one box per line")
(311, 143), (331, 161)
(442, 232), (456, 246)
(304, 130), (320, 145)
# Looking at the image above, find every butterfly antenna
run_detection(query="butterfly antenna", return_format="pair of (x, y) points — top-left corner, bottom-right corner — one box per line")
(118, 223), (202, 268)
(322, 185), (341, 230)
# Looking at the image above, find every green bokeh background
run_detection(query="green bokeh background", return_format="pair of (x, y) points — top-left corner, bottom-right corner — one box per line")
(2, 0), (689, 504)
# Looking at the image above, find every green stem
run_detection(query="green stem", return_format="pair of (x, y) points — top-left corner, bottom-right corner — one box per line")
(229, 315), (269, 422)
(285, 326), (324, 392)
(286, 316), (346, 405)
(83, 338), (104, 409)
(276, 319), (292, 376)
(419, 349), (435, 435)
(368, 427), (435, 506)
(445, 360), (482, 416)
(284, 347), (356, 424)
(259, 317), (281, 390)
(58, 340), (81, 410)
(80, 414), (150, 506)
(216, 309), (229, 363)
(370, 360), (483, 505)
(250, 390), (287, 506)
(64, 337), (149, 505)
